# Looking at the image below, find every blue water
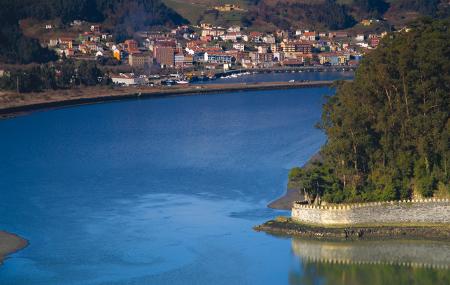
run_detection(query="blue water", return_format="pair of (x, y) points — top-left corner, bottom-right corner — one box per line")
(0, 88), (326, 284)
(1, 87), (448, 285)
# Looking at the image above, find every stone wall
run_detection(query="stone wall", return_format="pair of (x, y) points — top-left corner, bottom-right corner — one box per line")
(291, 198), (450, 226)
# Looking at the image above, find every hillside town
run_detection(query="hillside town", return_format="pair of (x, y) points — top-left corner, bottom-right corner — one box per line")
(11, 20), (387, 86)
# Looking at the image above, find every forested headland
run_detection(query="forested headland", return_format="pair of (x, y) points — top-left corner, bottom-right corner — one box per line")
(289, 17), (449, 204)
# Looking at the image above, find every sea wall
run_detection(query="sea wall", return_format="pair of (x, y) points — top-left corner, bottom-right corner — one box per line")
(291, 198), (450, 226)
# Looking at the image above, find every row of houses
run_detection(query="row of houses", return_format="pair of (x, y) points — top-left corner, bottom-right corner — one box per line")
(44, 21), (386, 71)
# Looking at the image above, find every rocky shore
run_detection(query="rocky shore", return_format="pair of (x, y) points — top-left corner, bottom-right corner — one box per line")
(0, 231), (27, 264)
(254, 218), (450, 241)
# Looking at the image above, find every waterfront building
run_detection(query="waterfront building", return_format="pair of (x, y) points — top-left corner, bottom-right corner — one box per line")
(204, 52), (234, 64)
(110, 73), (146, 86)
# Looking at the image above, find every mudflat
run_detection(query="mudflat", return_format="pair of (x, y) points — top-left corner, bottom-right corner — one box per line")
(0, 231), (27, 264)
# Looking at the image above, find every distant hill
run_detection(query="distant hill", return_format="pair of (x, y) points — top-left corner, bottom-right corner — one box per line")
(163, 0), (449, 30)
(0, 0), (187, 64)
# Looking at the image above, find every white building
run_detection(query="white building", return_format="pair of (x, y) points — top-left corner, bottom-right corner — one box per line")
(111, 73), (146, 86)
(232, 43), (245, 51)
(355, 34), (365, 42)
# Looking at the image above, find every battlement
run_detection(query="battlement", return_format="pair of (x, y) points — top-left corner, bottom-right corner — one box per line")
(293, 198), (450, 210)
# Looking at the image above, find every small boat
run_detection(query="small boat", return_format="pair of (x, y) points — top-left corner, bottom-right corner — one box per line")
(176, 80), (189, 85)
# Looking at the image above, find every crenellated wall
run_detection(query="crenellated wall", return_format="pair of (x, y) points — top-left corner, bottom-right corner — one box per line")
(291, 198), (450, 225)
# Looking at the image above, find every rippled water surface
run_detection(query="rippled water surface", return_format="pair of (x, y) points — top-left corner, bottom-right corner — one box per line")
(0, 86), (448, 284)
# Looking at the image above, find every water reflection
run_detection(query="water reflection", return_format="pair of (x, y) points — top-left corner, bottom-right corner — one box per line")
(290, 239), (450, 285)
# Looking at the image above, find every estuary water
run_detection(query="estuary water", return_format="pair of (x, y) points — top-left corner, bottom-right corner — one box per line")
(0, 87), (448, 284)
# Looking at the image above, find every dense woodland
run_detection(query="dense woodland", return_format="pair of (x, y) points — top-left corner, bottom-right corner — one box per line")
(290, 18), (449, 203)
(0, 0), (186, 64)
(0, 60), (108, 92)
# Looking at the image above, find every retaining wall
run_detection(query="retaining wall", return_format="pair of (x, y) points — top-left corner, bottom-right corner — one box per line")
(291, 198), (450, 225)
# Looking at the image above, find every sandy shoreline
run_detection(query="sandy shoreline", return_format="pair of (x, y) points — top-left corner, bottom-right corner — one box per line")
(0, 80), (338, 119)
(268, 152), (322, 210)
(0, 231), (28, 264)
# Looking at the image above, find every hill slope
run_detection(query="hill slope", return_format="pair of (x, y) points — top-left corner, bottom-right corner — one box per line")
(163, 0), (449, 30)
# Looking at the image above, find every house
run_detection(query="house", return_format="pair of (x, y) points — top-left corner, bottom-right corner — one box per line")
(90, 25), (101, 33)
(113, 49), (122, 61)
(111, 73), (146, 86)
(201, 28), (226, 37)
(263, 35), (276, 44)
(249, 52), (274, 65)
(355, 34), (365, 42)
(59, 37), (74, 49)
(281, 42), (295, 53)
(273, 52), (284, 62)
(221, 32), (241, 42)
(124, 40), (139, 53)
(204, 52), (234, 64)
(295, 43), (312, 53)
(249, 31), (263, 42)
(101, 34), (112, 41)
(175, 53), (193, 67)
(282, 59), (304, 67)
(213, 4), (244, 12)
(48, 39), (59, 47)
(330, 32), (348, 39)
(129, 52), (151, 68)
(257, 45), (269, 53)
(280, 42), (312, 54)
(227, 26), (241, 33)
(302, 31), (317, 41)
(318, 52), (349, 65)
(233, 43), (245, 51)
(361, 19), (371, 26)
